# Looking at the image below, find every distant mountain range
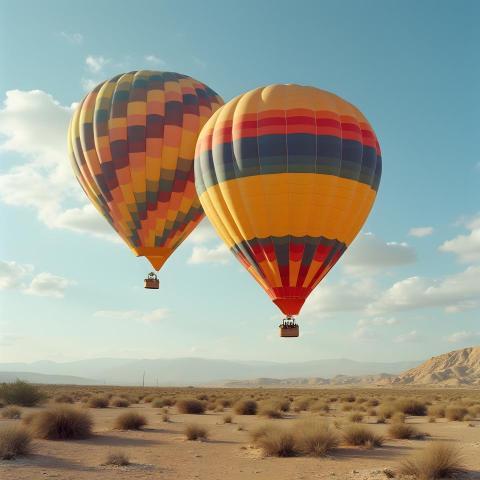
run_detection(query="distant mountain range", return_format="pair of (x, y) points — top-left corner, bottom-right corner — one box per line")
(0, 371), (98, 385)
(0, 357), (419, 386)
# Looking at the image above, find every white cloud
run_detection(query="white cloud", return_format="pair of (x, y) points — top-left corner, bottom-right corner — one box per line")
(145, 54), (166, 66)
(409, 226), (434, 238)
(367, 266), (480, 315)
(353, 317), (397, 342)
(85, 55), (109, 73)
(445, 331), (480, 343)
(186, 219), (218, 244)
(303, 277), (378, 316)
(81, 78), (99, 91)
(0, 260), (33, 289)
(59, 32), (83, 44)
(357, 317), (398, 327)
(94, 308), (169, 324)
(395, 330), (419, 343)
(188, 244), (230, 265)
(439, 214), (480, 263)
(0, 90), (117, 241)
(342, 232), (416, 273)
(0, 259), (74, 298)
(24, 272), (75, 298)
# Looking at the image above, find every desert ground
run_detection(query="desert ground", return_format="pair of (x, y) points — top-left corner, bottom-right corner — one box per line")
(1, 385), (480, 480)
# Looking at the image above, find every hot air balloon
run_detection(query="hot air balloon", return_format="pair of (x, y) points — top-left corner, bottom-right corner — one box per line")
(68, 71), (223, 287)
(194, 84), (381, 336)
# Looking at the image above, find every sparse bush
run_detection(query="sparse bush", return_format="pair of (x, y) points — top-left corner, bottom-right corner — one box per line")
(367, 398), (380, 407)
(293, 397), (311, 411)
(427, 404), (446, 418)
(0, 425), (32, 459)
(234, 399), (257, 415)
(391, 412), (406, 424)
(395, 398), (427, 416)
(388, 423), (424, 440)
(114, 412), (146, 430)
(293, 419), (339, 456)
(184, 423), (208, 440)
(311, 401), (330, 414)
(111, 397), (130, 408)
(162, 413), (170, 422)
(343, 424), (384, 448)
(251, 424), (295, 457)
(1, 406), (22, 419)
(29, 406), (92, 439)
(260, 407), (282, 419)
(54, 395), (74, 404)
(445, 405), (468, 421)
(105, 450), (130, 466)
(176, 398), (206, 414)
(400, 442), (465, 479)
(0, 380), (45, 407)
(348, 412), (364, 423)
(88, 395), (109, 408)
(378, 404), (395, 419)
(223, 414), (233, 424)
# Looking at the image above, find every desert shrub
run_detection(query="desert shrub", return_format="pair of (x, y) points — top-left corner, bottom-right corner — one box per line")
(0, 425), (32, 459)
(388, 423), (424, 440)
(114, 412), (146, 430)
(259, 407), (282, 419)
(348, 412), (364, 423)
(184, 423), (208, 441)
(196, 393), (209, 401)
(341, 404), (353, 412)
(176, 398), (206, 414)
(445, 405), (468, 421)
(367, 408), (377, 416)
(250, 424), (295, 457)
(234, 399), (257, 415)
(468, 405), (480, 418)
(367, 398), (380, 407)
(54, 395), (74, 404)
(293, 419), (339, 457)
(378, 404), (395, 419)
(311, 401), (330, 413)
(143, 395), (155, 403)
(162, 413), (170, 422)
(29, 406), (92, 439)
(1, 406), (22, 419)
(0, 380), (45, 407)
(217, 398), (232, 408)
(105, 450), (130, 466)
(391, 412), (406, 424)
(293, 397), (311, 412)
(274, 399), (290, 412)
(427, 404), (446, 418)
(88, 395), (109, 408)
(395, 398), (427, 416)
(400, 442), (465, 479)
(342, 394), (356, 403)
(343, 425), (384, 448)
(223, 414), (233, 424)
(111, 397), (130, 408)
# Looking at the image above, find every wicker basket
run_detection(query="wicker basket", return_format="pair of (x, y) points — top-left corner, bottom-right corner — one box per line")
(279, 325), (299, 337)
(144, 274), (159, 289)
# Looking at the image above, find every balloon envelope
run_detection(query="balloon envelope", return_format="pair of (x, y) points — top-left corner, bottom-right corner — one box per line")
(68, 71), (223, 270)
(194, 84), (381, 316)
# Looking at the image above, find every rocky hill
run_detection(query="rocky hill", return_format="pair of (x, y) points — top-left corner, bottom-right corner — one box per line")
(391, 346), (480, 386)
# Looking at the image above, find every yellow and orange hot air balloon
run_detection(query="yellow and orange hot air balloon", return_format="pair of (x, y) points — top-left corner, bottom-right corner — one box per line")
(194, 84), (382, 336)
(68, 71), (223, 283)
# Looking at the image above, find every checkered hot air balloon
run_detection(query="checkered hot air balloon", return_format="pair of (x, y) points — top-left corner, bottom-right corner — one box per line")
(194, 84), (382, 336)
(68, 71), (223, 280)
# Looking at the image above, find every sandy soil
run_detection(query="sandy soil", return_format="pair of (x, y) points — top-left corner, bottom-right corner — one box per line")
(1, 402), (480, 480)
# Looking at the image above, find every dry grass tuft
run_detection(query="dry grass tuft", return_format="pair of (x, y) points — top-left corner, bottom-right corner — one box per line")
(111, 397), (130, 408)
(400, 442), (465, 479)
(88, 395), (109, 408)
(176, 398), (206, 414)
(445, 405), (468, 421)
(250, 423), (296, 457)
(234, 399), (258, 415)
(395, 398), (428, 416)
(105, 450), (130, 466)
(0, 425), (32, 459)
(29, 406), (93, 440)
(388, 423), (425, 439)
(293, 419), (339, 457)
(114, 412), (146, 430)
(1, 406), (22, 419)
(348, 412), (364, 423)
(343, 424), (384, 448)
(54, 395), (74, 404)
(222, 414), (233, 424)
(184, 423), (209, 441)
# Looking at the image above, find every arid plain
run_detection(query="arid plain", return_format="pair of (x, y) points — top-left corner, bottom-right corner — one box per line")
(1, 385), (480, 480)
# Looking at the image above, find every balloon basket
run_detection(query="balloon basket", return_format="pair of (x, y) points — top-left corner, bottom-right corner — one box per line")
(279, 317), (299, 337)
(144, 272), (159, 289)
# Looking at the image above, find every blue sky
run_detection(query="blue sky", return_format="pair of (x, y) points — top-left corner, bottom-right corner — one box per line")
(0, 0), (479, 364)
